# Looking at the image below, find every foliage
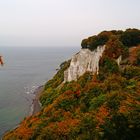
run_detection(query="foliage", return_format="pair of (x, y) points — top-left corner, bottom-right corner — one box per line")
(120, 28), (140, 47)
(40, 60), (70, 106)
(81, 28), (140, 51)
(100, 57), (119, 74)
(89, 94), (106, 110)
(44, 60), (70, 90)
(4, 29), (140, 140)
(136, 49), (140, 65)
(122, 66), (140, 80)
(101, 111), (140, 140)
(104, 35), (128, 59)
(81, 31), (111, 50)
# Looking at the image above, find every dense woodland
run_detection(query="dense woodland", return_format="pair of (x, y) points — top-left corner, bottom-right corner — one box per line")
(81, 28), (140, 50)
(4, 29), (140, 140)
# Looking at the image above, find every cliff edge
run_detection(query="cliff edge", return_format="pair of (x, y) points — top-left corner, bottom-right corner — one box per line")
(64, 46), (105, 82)
(3, 29), (140, 140)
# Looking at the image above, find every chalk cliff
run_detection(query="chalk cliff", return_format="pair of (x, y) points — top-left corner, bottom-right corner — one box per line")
(64, 45), (106, 82)
(3, 29), (140, 140)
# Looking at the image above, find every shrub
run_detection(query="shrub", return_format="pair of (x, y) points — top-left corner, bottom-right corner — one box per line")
(122, 66), (140, 80)
(77, 72), (92, 88)
(89, 94), (106, 110)
(106, 92), (124, 110)
(99, 56), (119, 76)
(120, 28), (140, 47)
(81, 28), (140, 52)
(81, 31), (111, 50)
(58, 94), (78, 111)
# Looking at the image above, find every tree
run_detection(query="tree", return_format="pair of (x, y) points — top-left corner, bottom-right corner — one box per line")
(120, 28), (140, 47)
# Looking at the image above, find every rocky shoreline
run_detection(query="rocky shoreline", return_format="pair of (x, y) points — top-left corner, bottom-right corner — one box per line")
(1, 86), (44, 140)
(31, 85), (44, 115)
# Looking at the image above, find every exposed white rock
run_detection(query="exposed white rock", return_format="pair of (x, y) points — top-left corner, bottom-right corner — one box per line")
(64, 45), (106, 82)
(116, 55), (122, 65)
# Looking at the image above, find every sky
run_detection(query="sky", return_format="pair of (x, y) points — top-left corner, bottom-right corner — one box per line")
(0, 0), (140, 47)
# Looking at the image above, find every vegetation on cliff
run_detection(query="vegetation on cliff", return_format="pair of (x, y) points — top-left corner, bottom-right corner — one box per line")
(81, 28), (140, 51)
(4, 29), (140, 140)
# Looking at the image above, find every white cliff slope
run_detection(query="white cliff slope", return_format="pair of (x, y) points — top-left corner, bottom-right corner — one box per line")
(64, 45), (106, 82)
(116, 55), (122, 65)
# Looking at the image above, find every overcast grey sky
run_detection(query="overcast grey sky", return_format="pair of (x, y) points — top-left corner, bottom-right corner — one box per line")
(0, 0), (140, 47)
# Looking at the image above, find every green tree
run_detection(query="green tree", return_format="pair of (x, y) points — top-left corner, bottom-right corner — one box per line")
(120, 28), (140, 47)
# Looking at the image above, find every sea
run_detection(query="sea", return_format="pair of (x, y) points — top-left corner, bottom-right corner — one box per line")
(0, 46), (79, 137)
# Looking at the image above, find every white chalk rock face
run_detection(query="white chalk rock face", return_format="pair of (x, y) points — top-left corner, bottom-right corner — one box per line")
(116, 55), (122, 65)
(64, 45), (106, 82)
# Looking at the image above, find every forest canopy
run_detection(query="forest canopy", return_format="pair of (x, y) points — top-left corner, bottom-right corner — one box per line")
(4, 29), (140, 140)
(81, 28), (140, 50)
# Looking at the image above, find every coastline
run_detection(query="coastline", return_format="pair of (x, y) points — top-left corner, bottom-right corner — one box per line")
(30, 85), (44, 115)
(1, 86), (44, 139)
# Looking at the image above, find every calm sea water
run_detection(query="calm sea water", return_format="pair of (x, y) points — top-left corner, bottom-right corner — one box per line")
(0, 46), (79, 137)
